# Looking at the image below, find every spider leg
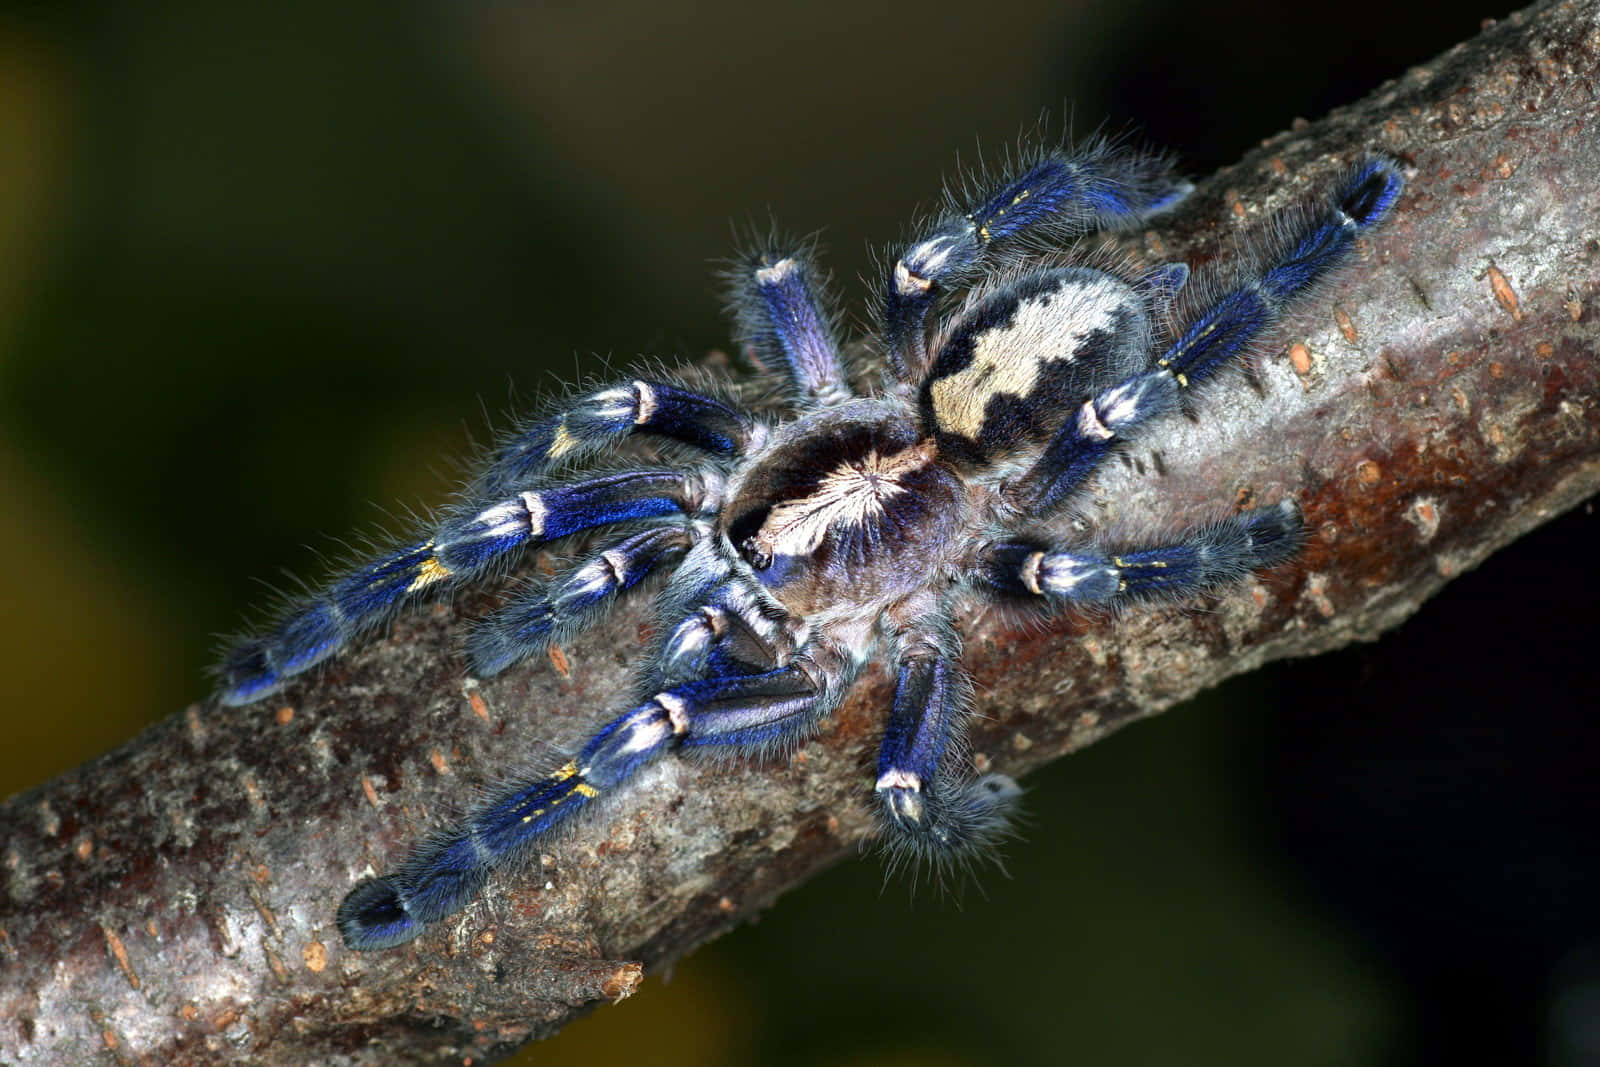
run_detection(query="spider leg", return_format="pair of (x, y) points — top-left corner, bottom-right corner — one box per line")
(728, 246), (852, 406)
(979, 500), (1301, 606)
(659, 601), (786, 686)
(1155, 158), (1403, 391)
(335, 664), (820, 950)
(219, 469), (716, 705)
(653, 543), (797, 685)
(885, 141), (1191, 381)
(875, 632), (1021, 866)
(466, 524), (695, 677)
(481, 379), (755, 494)
(1004, 365), (1183, 514)
(1007, 159), (1403, 515)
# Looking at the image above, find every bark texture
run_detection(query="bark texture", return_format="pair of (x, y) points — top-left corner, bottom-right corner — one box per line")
(3, 1), (1598, 1061)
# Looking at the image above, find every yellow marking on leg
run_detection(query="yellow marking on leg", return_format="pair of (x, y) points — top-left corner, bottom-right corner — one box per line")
(547, 420), (580, 460)
(1156, 357), (1191, 389)
(406, 554), (453, 592)
(977, 188), (1032, 242)
(520, 778), (597, 822)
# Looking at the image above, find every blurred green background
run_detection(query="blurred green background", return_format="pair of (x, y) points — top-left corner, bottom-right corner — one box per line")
(5, 1), (1596, 1064)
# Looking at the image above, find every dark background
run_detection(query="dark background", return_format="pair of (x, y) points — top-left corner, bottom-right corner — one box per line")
(1, 1), (1595, 1064)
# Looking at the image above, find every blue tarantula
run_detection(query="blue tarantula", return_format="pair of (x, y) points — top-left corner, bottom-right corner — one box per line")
(217, 140), (1402, 950)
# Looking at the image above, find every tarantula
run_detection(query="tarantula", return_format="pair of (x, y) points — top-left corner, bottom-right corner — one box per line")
(216, 140), (1402, 950)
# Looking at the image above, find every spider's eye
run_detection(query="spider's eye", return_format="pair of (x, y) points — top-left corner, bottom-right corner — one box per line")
(727, 508), (772, 569)
(740, 539), (773, 571)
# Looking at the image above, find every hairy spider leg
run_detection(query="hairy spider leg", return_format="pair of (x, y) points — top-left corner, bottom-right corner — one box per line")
(218, 470), (709, 705)
(673, 664), (826, 749)
(651, 542), (800, 686)
(466, 524), (696, 676)
(1141, 261), (1192, 309)
(479, 379), (754, 495)
(978, 500), (1302, 605)
(336, 665), (821, 950)
(1155, 158), (1404, 391)
(884, 142), (1192, 380)
(875, 635), (1021, 867)
(659, 597), (789, 688)
(728, 247), (852, 406)
(1009, 160), (1405, 515)
(1004, 366), (1183, 514)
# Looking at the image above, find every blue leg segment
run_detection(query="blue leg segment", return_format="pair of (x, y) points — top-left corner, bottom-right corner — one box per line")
(876, 652), (1019, 863)
(467, 525), (693, 677)
(729, 247), (850, 405)
(980, 500), (1302, 606)
(673, 666), (820, 751)
(1157, 158), (1404, 388)
(481, 380), (753, 494)
(217, 470), (701, 706)
(1007, 369), (1181, 515)
(885, 141), (1190, 379)
(337, 700), (674, 951)
(657, 569), (793, 685)
(435, 470), (690, 572)
(218, 542), (440, 707)
(336, 665), (819, 950)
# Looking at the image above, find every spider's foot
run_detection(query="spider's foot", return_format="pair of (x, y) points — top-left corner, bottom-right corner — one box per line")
(876, 771), (1022, 872)
(338, 876), (426, 951)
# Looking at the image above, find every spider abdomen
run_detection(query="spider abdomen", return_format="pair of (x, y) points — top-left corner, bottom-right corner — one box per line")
(921, 266), (1152, 468)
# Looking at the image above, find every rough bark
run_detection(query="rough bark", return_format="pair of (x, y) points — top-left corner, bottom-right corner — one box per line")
(3, 0), (1598, 1061)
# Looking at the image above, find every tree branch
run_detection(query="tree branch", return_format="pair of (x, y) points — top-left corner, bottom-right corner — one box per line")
(4, 1), (1598, 1061)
